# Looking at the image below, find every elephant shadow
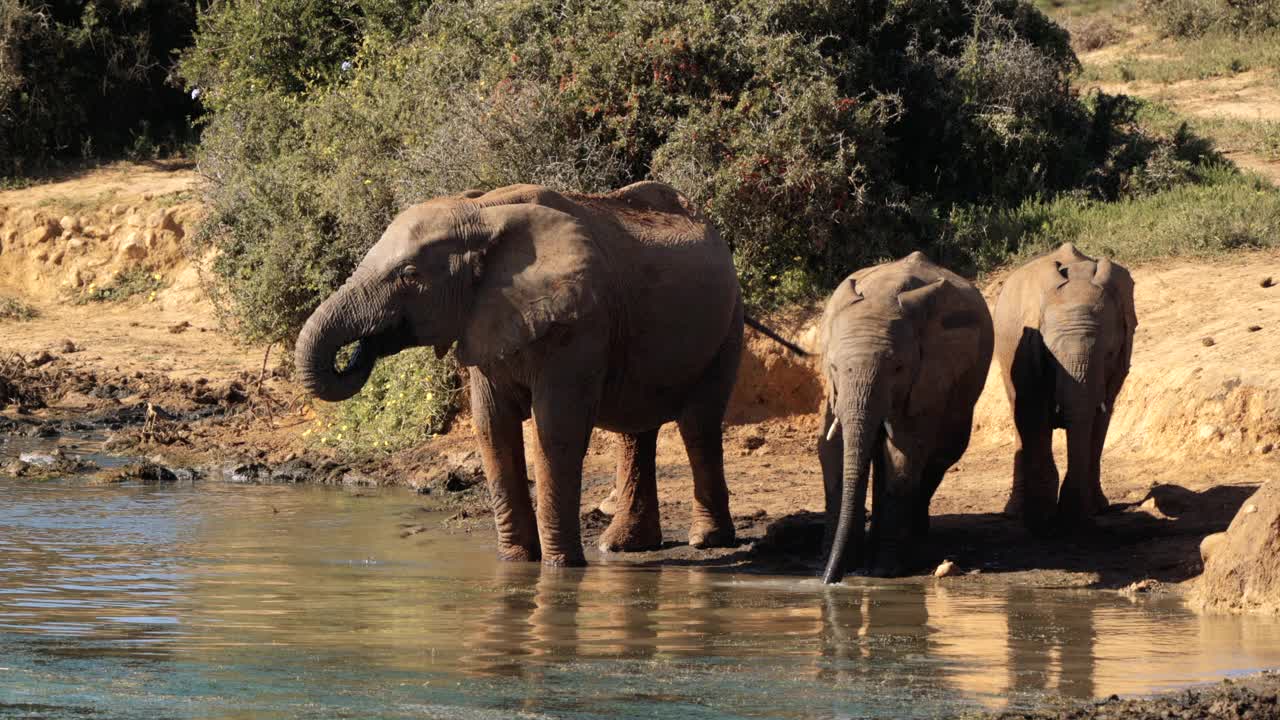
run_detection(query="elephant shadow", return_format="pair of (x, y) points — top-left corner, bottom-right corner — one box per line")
(919, 482), (1259, 587)
(662, 479), (1258, 586)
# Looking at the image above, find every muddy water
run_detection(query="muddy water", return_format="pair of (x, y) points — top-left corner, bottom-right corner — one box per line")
(3, 451), (1280, 718)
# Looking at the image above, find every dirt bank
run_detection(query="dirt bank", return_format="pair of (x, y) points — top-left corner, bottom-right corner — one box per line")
(1, 163), (1278, 599)
(962, 671), (1280, 720)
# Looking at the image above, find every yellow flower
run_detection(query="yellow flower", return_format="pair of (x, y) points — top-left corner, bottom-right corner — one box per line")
(426, 392), (434, 401)
(152, 273), (161, 282)
(302, 429), (312, 437)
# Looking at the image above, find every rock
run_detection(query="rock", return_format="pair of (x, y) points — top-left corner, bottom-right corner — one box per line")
(27, 350), (55, 367)
(59, 338), (78, 353)
(933, 559), (957, 578)
(341, 470), (379, 487)
(1195, 480), (1280, 613)
(59, 215), (79, 233)
(1122, 579), (1159, 594)
(1200, 532), (1227, 564)
(269, 459), (314, 484)
(1263, 276), (1275, 289)
(225, 462), (271, 484)
(22, 223), (55, 245)
(158, 208), (183, 236)
(119, 234), (148, 260)
(105, 462), (180, 484)
(1260, 443), (1274, 455)
(1197, 424), (1222, 441)
(1201, 337), (1216, 347)
(1248, 325), (1263, 332)
(168, 320), (191, 334)
(432, 450), (484, 492)
(66, 238), (84, 251)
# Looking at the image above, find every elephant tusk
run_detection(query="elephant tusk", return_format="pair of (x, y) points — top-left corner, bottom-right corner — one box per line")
(883, 419), (895, 441)
(826, 416), (840, 441)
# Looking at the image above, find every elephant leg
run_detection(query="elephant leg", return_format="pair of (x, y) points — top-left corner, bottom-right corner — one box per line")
(1006, 400), (1059, 531)
(677, 309), (743, 549)
(1089, 408), (1113, 513)
(470, 372), (539, 562)
(598, 429), (663, 552)
(916, 407), (974, 537)
(529, 367), (601, 568)
(676, 303), (742, 550)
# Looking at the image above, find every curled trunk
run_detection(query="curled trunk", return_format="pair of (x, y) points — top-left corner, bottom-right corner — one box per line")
(295, 275), (387, 403)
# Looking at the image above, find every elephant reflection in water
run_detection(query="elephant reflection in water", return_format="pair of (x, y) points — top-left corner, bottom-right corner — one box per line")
(815, 587), (940, 697)
(1004, 588), (1097, 700)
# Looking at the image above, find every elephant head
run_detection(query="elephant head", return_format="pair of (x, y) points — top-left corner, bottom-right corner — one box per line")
(1037, 255), (1136, 507)
(295, 187), (599, 401)
(820, 274), (977, 582)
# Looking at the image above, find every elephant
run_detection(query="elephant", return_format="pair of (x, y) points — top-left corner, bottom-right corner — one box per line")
(817, 252), (993, 582)
(295, 182), (750, 567)
(993, 242), (1137, 527)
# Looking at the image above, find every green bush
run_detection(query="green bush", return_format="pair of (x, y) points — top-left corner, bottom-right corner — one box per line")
(186, 0), (1184, 340)
(1139, 0), (1280, 36)
(0, 0), (200, 176)
(306, 347), (461, 456)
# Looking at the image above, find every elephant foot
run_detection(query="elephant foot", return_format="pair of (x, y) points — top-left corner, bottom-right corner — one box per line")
(598, 512), (662, 552)
(689, 520), (736, 549)
(497, 542), (541, 563)
(541, 550), (588, 568)
(1002, 493), (1023, 518)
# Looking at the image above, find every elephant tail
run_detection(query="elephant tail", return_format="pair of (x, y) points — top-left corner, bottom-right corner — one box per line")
(744, 315), (809, 357)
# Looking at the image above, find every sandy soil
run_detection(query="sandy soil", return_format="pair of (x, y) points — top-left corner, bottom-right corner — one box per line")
(2, 164), (1278, 599)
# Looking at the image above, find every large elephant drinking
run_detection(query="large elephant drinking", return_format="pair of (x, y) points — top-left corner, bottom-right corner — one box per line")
(818, 252), (993, 581)
(295, 182), (744, 567)
(994, 243), (1137, 527)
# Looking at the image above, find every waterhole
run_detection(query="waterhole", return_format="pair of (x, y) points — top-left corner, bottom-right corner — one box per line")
(2, 440), (1279, 718)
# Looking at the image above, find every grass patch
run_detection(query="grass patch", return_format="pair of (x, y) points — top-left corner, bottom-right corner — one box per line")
(35, 190), (121, 217)
(75, 269), (165, 304)
(1034, 0), (1133, 19)
(306, 348), (461, 457)
(1133, 99), (1280, 160)
(955, 164), (1280, 275)
(0, 295), (36, 321)
(1079, 28), (1280, 82)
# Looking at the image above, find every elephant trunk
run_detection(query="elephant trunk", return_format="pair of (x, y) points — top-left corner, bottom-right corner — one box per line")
(1056, 350), (1103, 515)
(295, 272), (392, 403)
(822, 399), (879, 585)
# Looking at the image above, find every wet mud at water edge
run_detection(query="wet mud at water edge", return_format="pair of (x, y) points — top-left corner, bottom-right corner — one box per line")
(4, 452), (1280, 720)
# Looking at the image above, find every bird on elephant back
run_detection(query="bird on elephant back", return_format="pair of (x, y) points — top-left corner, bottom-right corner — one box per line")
(294, 181), (800, 568)
(993, 243), (1137, 529)
(816, 251), (994, 582)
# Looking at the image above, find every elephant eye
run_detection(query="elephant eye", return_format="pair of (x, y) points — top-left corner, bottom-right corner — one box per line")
(399, 264), (419, 281)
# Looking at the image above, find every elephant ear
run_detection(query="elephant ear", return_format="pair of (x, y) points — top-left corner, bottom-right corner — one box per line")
(1092, 258), (1138, 398)
(455, 203), (600, 366)
(1092, 258), (1138, 332)
(899, 278), (989, 418)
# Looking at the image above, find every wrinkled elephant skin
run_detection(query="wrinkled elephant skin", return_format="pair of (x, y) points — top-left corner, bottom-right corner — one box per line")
(993, 243), (1137, 529)
(817, 252), (993, 582)
(296, 182), (744, 567)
